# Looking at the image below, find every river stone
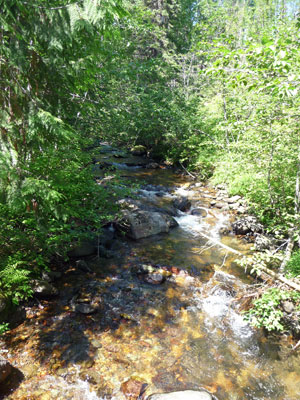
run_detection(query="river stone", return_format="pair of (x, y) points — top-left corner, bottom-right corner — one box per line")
(144, 272), (165, 285)
(226, 195), (241, 204)
(173, 197), (191, 212)
(0, 356), (12, 383)
(119, 210), (178, 240)
(148, 390), (212, 400)
(191, 208), (208, 217)
(75, 303), (96, 315)
(121, 377), (146, 399)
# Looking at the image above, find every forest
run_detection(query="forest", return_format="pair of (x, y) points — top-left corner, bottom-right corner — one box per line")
(1, 0), (300, 336)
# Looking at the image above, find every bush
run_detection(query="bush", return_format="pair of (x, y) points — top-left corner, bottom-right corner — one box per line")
(286, 250), (300, 277)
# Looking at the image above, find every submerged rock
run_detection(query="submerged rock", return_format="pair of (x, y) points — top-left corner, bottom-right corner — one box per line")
(75, 303), (97, 315)
(191, 208), (208, 217)
(121, 377), (147, 399)
(148, 390), (212, 400)
(118, 210), (178, 240)
(0, 356), (12, 383)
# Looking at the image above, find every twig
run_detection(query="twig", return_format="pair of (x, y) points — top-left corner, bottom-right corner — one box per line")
(292, 340), (300, 352)
(220, 252), (229, 269)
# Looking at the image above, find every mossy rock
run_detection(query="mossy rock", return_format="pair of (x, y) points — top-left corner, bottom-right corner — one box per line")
(130, 145), (147, 156)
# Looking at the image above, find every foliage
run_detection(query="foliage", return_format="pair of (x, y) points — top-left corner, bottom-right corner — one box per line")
(286, 250), (300, 277)
(0, 323), (9, 335)
(236, 250), (284, 277)
(244, 288), (300, 332)
(0, 0), (126, 314)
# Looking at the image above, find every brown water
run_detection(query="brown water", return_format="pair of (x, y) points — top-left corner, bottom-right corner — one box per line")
(1, 145), (300, 400)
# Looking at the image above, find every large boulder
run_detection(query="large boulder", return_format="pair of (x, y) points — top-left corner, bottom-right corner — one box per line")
(148, 390), (212, 400)
(0, 356), (12, 383)
(118, 210), (178, 240)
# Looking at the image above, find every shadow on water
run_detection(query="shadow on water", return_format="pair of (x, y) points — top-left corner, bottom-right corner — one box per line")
(2, 237), (201, 397)
(0, 367), (24, 400)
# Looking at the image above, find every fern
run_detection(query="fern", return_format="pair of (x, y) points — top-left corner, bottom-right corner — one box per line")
(0, 256), (33, 304)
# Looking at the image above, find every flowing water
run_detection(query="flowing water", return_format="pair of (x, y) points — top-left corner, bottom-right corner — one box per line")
(1, 145), (300, 400)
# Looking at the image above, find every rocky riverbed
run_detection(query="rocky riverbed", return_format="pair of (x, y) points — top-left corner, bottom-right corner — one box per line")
(1, 143), (300, 400)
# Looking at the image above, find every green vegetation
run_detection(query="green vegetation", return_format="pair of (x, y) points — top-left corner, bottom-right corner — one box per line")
(287, 250), (300, 277)
(1, 0), (300, 333)
(244, 288), (300, 332)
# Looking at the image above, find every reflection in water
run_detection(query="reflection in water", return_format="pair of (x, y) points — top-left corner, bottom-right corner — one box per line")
(2, 147), (300, 400)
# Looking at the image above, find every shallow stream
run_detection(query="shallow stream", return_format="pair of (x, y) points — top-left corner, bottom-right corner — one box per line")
(1, 145), (300, 400)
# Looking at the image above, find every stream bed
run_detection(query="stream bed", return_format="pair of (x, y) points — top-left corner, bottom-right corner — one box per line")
(1, 144), (300, 400)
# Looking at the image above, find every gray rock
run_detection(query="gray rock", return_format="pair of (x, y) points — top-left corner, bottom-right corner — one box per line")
(215, 202), (227, 209)
(173, 197), (191, 212)
(282, 301), (294, 314)
(226, 195), (241, 204)
(32, 280), (58, 298)
(118, 210), (178, 240)
(148, 390), (212, 400)
(0, 356), (12, 383)
(232, 216), (264, 235)
(191, 208), (208, 217)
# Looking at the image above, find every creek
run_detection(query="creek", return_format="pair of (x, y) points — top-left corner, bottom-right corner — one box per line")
(1, 144), (300, 400)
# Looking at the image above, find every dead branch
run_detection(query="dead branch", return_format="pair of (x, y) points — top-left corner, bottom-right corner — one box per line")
(197, 231), (300, 292)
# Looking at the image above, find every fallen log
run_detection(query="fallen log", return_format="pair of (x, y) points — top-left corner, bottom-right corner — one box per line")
(198, 231), (300, 292)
